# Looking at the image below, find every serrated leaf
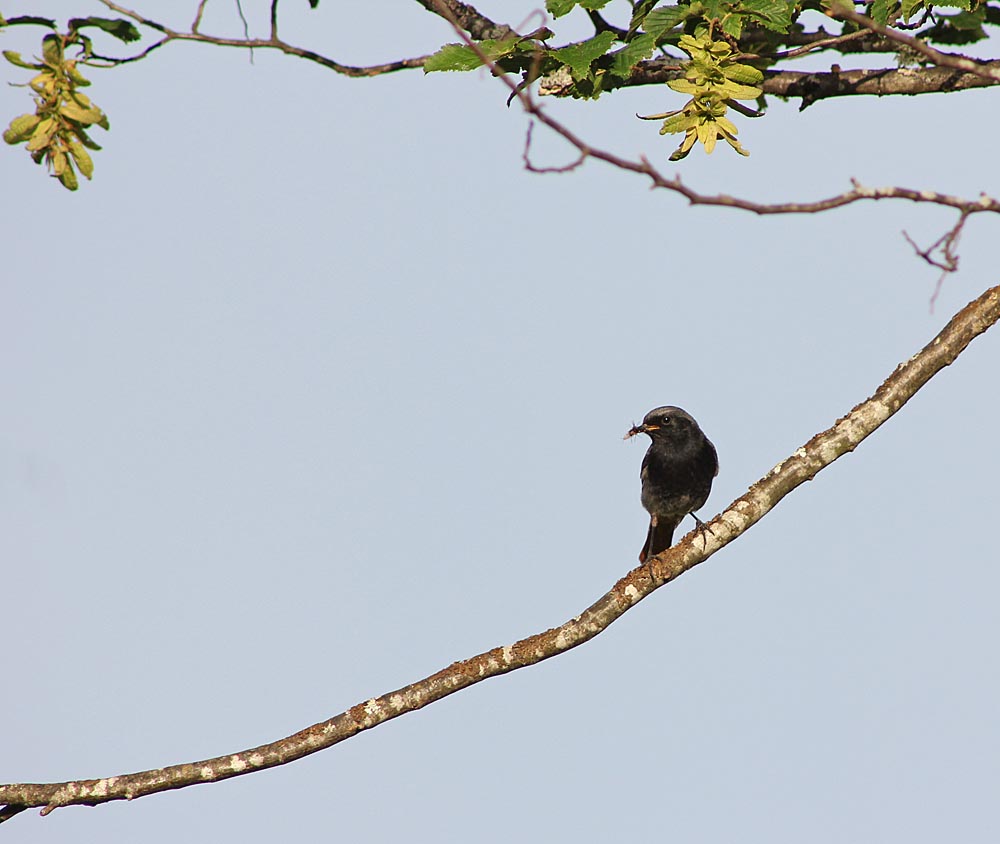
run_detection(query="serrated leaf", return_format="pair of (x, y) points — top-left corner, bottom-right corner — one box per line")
(550, 30), (617, 81)
(580, 0), (614, 8)
(900, 0), (924, 21)
(627, 0), (661, 38)
(68, 16), (141, 42)
(741, 0), (794, 31)
(546, 0), (577, 17)
(423, 38), (521, 72)
(3, 113), (40, 144)
(608, 33), (656, 77)
(722, 63), (764, 84)
(870, 0), (893, 25)
(3, 50), (41, 70)
(720, 15), (744, 38)
(643, 5), (698, 38)
(67, 140), (93, 178)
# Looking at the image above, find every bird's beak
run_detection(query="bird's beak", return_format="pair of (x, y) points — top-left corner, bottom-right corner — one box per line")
(624, 423), (658, 440)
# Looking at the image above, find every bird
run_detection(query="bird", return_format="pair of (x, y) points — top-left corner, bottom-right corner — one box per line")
(625, 406), (719, 562)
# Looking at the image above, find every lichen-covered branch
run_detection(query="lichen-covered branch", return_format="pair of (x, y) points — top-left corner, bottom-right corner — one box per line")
(412, 0), (517, 41)
(622, 60), (1000, 104)
(2, 283), (998, 821)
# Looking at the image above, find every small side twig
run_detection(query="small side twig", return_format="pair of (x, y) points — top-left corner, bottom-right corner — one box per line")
(522, 122), (587, 174)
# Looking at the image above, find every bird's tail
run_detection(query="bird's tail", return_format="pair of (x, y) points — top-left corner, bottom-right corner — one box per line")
(639, 518), (676, 563)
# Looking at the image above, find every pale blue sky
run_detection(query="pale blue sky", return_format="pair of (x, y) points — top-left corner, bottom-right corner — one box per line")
(3, 3), (999, 842)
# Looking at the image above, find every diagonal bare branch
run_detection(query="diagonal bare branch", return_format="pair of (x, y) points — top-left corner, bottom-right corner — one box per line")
(2, 282), (999, 821)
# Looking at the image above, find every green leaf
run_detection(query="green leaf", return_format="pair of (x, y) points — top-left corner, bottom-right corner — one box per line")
(3, 113), (41, 144)
(3, 50), (41, 69)
(608, 33), (657, 77)
(900, 0), (924, 21)
(67, 140), (94, 179)
(550, 30), (616, 81)
(946, 7), (985, 26)
(41, 34), (62, 66)
(25, 117), (56, 152)
(643, 5), (696, 38)
(667, 77), (702, 94)
(722, 63), (764, 85)
(627, 0), (662, 38)
(741, 0), (795, 32)
(660, 112), (698, 134)
(3, 15), (57, 28)
(423, 38), (521, 72)
(720, 15), (744, 38)
(870, 0), (893, 26)
(546, 0), (577, 17)
(58, 161), (79, 191)
(68, 16), (141, 43)
(718, 79), (763, 99)
(65, 62), (92, 87)
(61, 101), (105, 125)
(69, 127), (103, 150)
(580, 0), (614, 8)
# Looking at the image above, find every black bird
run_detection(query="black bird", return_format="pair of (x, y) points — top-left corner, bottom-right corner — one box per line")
(625, 406), (719, 562)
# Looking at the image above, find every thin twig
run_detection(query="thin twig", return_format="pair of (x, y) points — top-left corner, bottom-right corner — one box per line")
(192, 0), (208, 33)
(767, 27), (872, 60)
(522, 122), (586, 174)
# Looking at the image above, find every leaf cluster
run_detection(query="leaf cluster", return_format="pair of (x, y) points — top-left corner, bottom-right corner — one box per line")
(2, 16), (139, 190)
(638, 31), (762, 158)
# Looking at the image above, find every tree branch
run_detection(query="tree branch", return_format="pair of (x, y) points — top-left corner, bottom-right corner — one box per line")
(831, 5), (1000, 83)
(619, 59), (1000, 103)
(412, 0), (516, 41)
(2, 283), (999, 821)
(91, 0), (428, 76)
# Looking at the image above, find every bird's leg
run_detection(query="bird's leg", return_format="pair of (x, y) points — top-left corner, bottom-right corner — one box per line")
(645, 515), (658, 584)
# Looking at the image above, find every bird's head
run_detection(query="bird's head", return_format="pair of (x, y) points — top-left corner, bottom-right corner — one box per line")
(624, 406), (698, 442)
